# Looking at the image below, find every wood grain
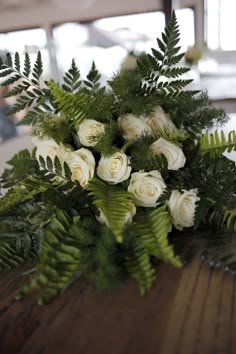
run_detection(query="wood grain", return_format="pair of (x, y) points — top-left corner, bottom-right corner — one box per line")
(0, 258), (235, 354)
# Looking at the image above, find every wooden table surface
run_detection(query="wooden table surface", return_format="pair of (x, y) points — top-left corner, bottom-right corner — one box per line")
(0, 256), (235, 354)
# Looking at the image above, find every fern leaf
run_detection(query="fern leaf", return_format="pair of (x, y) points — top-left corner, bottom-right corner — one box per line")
(62, 59), (82, 93)
(88, 178), (133, 242)
(132, 206), (182, 267)
(17, 209), (81, 304)
(0, 177), (53, 215)
(223, 208), (236, 232)
(0, 242), (27, 271)
(6, 53), (13, 67)
(14, 52), (20, 72)
(137, 11), (193, 99)
(23, 53), (31, 77)
(200, 130), (236, 157)
(84, 61), (101, 92)
(125, 239), (155, 295)
(32, 51), (43, 85)
(1, 148), (38, 188)
(48, 80), (90, 124)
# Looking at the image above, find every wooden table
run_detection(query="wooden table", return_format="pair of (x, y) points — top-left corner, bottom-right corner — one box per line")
(0, 256), (235, 354)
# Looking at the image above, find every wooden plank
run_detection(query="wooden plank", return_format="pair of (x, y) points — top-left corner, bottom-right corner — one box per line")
(0, 257), (235, 354)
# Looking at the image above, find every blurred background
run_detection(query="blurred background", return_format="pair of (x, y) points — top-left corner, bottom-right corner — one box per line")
(0, 0), (236, 168)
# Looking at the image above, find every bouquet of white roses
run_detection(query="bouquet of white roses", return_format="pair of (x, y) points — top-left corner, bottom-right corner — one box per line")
(0, 12), (235, 304)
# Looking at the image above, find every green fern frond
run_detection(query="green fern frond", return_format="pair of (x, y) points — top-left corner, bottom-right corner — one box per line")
(132, 206), (182, 267)
(23, 52), (31, 77)
(88, 178), (133, 242)
(1, 148), (38, 188)
(18, 100), (55, 126)
(17, 209), (81, 304)
(199, 129), (236, 157)
(31, 51), (43, 85)
(84, 61), (102, 93)
(0, 177), (53, 215)
(137, 11), (193, 99)
(48, 80), (90, 124)
(0, 51), (47, 116)
(193, 197), (214, 229)
(32, 113), (71, 143)
(223, 208), (236, 232)
(125, 239), (155, 295)
(62, 59), (82, 93)
(37, 155), (72, 182)
(0, 242), (28, 271)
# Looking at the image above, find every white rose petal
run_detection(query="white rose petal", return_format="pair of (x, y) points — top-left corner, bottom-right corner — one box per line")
(97, 152), (132, 184)
(77, 119), (106, 147)
(120, 54), (137, 72)
(150, 137), (186, 171)
(97, 202), (136, 227)
(128, 170), (166, 207)
(33, 137), (73, 168)
(67, 148), (95, 188)
(118, 114), (152, 141)
(147, 106), (177, 138)
(168, 189), (200, 230)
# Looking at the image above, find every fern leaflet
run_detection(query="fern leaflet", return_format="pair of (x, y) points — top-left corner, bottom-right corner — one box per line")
(200, 129), (236, 157)
(88, 178), (133, 242)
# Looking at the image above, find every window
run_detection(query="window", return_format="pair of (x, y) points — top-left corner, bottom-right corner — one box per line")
(0, 28), (50, 77)
(175, 8), (195, 50)
(206, 0), (236, 50)
(53, 12), (165, 83)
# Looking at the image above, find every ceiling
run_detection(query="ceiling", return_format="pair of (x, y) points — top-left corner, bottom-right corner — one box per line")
(0, 0), (196, 32)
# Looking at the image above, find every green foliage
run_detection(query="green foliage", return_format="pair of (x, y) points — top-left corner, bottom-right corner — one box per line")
(125, 205), (182, 294)
(137, 11), (196, 100)
(200, 129), (236, 157)
(0, 242), (28, 271)
(223, 208), (236, 232)
(165, 92), (228, 137)
(37, 154), (73, 183)
(127, 137), (168, 173)
(0, 202), (52, 271)
(132, 206), (181, 266)
(88, 178), (133, 242)
(84, 61), (102, 93)
(18, 209), (81, 304)
(0, 52), (48, 116)
(125, 239), (155, 295)
(48, 80), (90, 125)
(62, 59), (82, 93)
(73, 222), (125, 290)
(0, 177), (53, 215)
(32, 113), (72, 143)
(32, 52), (43, 85)
(1, 149), (39, 188)
(108, 71), (157, 117)
(92, 122), (121, 156)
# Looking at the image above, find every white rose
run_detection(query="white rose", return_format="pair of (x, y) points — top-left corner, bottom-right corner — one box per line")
(120, 54), (137, 72)
(67, 148), (95, 188)
(97, 152), (131, 184)
(33, 137), (72, 167)
(118, 114), (152, 140)
(150, 137), (186, 171)
(128, 171), (166, 207)
(147, 106), (177, 138)
(167, 189), (200, 230)
(97, 202), (136, 227)
(77, 119), (106, 147)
